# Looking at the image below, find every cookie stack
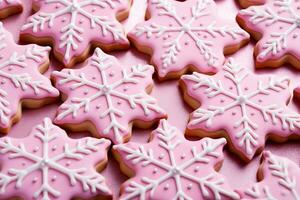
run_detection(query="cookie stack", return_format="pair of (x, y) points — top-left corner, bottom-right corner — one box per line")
(0, 0), (299, 199)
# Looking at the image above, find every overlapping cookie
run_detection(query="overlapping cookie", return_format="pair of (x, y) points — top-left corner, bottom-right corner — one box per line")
(52, 48), (166, 144)
(0, 0), (22, 18)
(240, 151), (300, 199)
(0, 22), (59, 133)
(180, 58), (300, 161)
(0, 118), (111, 200)
(114, 119), (240, 200)
(21, 0), (131, 67)
(128, 0), (249, 80)
(237, 0), (300, 68)
(238, 0), (265, 8)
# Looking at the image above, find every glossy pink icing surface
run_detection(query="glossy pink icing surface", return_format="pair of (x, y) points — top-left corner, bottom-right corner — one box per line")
(129, 0), (249, 79)
(181, 58), (300, 161)
(52, 48), (166, 144)
(0, 23), (59, 130)
(2, 0), (300, 199)
(114, 120), (240, 200)
(238, 0), (300, 66)
(0, 118), (111, 199)
(240, 151), (300, 199)
(21, 0), (130, 66)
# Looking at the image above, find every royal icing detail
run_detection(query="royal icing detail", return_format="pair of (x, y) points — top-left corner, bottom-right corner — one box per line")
(21, 0), (129, 66)
(129, 0), (249, 79)
(114, 120), (240, 200)
(52, 48), (165, 144)
(238, 0), (300, 66)
(0, 118), (111, 200)
(242, 151), (300, 200)
(0, 0), (22, 18)
(181, 58), (300, 161)
(0, 22), (59, 131)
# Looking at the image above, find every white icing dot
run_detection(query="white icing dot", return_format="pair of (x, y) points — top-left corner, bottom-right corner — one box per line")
(32, 177), (38, 183)
(66, 161), (71, 166)
(51, 175), (57, 182)
(33, 146), (39, 152)
(153, 168), (158, 174)
(164, 184), (169, 190)
(180, 154), (185, 159)
(187, 183), (192, 190)
(194, 166), (200, 173)
(52, 145), (57, 151)
(159, 154), (164, 159)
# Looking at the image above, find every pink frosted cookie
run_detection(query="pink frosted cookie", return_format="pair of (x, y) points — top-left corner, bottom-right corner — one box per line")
(238, 0), (265, 8)
(240, 151), (300, 199)
(128, 0), (249, 80)
(113, 119), (240, 200)
(0, 0), (22, 18)
(52, 48), (166, 144)
(0, 22), (59, 133)
(20, 0), (130, 67)
(180, 58), (300, 161)
(0, 118), (111, 200)
(237, 0), (300, 68)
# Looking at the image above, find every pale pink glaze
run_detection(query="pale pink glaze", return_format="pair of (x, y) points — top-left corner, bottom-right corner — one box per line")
(114, 119), (240, 200)
(128, 0), (249, 80)
(181, 58), (300, 161)
(0, 22), (59, 131)
(240, 151), (300, 199)
(238, 0), (300, 67)
(20, 0), (130, 67)
(0, 0), (22, 17)
(0, 118), (111, 200)
(52, 48), (166, 144)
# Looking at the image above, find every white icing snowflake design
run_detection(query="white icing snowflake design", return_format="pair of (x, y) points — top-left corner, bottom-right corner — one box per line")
(0, 22), (58, 131)
(53, 48), (165, 144)
(238, 0), (300, 64)
(0, 118), (111, 200)
(21, 0), (128, 65)
(243, 151), (300, 200)
(130, 0), (248, 78)
(114, 120), (240, 200)
(181, 58), (300, 161)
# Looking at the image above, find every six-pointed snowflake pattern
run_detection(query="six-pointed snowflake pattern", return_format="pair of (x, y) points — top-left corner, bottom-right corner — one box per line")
(52, 48), (165, 144)
(0, 118), (111, 200)
(181, 58), (300, 161)
(129, 0), (249, 79)
(0, 0), (22, 18)
(21, 0), (129, 67)
(0, 22), (59, 132)
(114, 120), (240, 200)
(241, 151), (300, 200)
(238, 0), (300, 68)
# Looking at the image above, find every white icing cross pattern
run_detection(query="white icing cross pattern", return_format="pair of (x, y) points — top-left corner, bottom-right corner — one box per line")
(114, 120), (240, 200)
(132, 0), (248, 78)
(239, 0), (300, 61)
(243, 151), (300, 200)
(21, 0), (128, 64)
(0, 22), (58, 129)
(182, 58), (300, 160)
(0, 118), (111, 200)
(53, 48), (165, 144)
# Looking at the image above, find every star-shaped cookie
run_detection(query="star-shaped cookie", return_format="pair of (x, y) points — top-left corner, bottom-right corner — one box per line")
(21, 0), (130, 67)
(52, 48), (166, 144)
(0, 0), (22, 18)
(114, 119), (240, 200)
(0, 118), (111, 200)
(180, 58), (300, 161)
(128, 0), (249, 80)
(237, 0), (300, 68)
(0, 22), (59, 133)
(241, 151), (300, 200)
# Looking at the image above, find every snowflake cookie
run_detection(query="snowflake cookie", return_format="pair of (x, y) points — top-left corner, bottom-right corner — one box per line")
(240, 151), (300, 199)
(0, 0), (22, 18)
(20, 0), (130, 67)
(0, 118), (111, 200)
(52, 48), (166, 144)
(237, 0), (300, 69)
(180, 58), (300, 161)
(0, 22), (59, 133)
(128, 0), (249, 80)
(113, 119), (240, 200)
(238, 0), (265, 8)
